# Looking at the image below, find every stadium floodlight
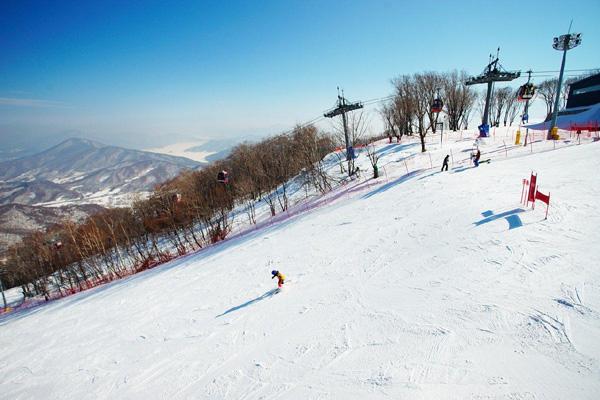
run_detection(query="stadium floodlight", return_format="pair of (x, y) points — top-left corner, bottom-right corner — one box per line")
(552, 33), (582, 51)
(548, 33), (582, 139)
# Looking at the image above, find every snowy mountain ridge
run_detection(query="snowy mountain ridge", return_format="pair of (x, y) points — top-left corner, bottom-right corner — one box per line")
(0, 137), (202, 207)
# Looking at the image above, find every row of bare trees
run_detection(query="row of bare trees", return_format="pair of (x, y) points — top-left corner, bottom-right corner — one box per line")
(2, 125), (334, 299)
(385, 71), (598, 141)
(381, 70), (477, 152)
(484, 86), (522, 127)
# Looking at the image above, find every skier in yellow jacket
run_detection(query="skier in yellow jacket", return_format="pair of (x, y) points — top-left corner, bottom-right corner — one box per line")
(271, 270), (285, 288)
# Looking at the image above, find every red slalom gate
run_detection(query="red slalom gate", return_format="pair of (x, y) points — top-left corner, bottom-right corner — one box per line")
(521, 178), (530, 204)
(533, 189), (551, 219)
(527, 172), (537, 207)
(521, 171), (551, 219)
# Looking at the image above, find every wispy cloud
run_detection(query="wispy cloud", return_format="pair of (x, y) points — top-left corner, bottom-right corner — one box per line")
(0, 97), (67, 108)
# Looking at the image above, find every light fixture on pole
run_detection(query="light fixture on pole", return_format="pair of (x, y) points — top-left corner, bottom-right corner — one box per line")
(548, 32), (582, 140)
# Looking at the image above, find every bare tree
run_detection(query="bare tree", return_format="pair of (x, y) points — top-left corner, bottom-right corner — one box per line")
(443, 70), (477, 131)
(291, 125), (334, 193)
(490, 86), (512, 127)
(331, 110), (371, 148)
(421, 72), (445, 134)
(389, 77), (416, 137)
(365, 142), (381, 178)
(503, 88), (522, 126)
(413, 72), (440, 151)
(537, 79), (558, 120)
(380, 103), (400, 140)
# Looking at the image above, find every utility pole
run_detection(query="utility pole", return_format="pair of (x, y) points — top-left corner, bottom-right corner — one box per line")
(0, 266), (6, 311)
(522, 70), (532, 146)
(324, 88), (363, 176)
(466, 48), (520, 138)
(548, 28), (582, 140)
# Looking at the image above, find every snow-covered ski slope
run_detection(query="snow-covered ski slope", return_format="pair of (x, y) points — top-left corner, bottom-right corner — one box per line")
(2, 132), (600, 399)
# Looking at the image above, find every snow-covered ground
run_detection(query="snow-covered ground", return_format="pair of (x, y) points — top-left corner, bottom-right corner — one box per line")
(1, 129), (599, 399)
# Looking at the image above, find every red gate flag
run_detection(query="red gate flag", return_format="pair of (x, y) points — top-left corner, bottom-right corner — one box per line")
(527, 172), (537, 205)
(534, 189), (551, 219)
(535, 190), (550, 205)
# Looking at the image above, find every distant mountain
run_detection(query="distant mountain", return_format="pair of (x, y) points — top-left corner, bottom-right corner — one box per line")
(0, 203), (105, 253)
(0, 180), (81, 205)
(0, 138), (202, 206)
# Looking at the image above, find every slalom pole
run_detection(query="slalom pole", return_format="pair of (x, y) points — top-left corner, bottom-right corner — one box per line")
(0, 277), (6, 311)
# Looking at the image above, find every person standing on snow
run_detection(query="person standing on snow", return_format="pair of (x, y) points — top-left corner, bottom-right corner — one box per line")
(271, 270), (286, 288)
(473, 149), (481, 167)
(441, 154), (450, 171)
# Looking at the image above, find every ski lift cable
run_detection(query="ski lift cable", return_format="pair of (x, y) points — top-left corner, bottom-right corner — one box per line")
(529, 68), (598, 74)
(279, 68), (598, 138)
(280, 114), (327, 135)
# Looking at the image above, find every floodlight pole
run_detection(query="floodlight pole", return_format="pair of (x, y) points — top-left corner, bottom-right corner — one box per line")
(548, 47), (567, 139)
(548, 31), (582, 139)
(523, 70), (532, 146)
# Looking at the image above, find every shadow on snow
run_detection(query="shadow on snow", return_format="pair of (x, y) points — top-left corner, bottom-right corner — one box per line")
(474, 208), (525, 230)
(215, 288), (280, 318)
(362, 170), (423, 199)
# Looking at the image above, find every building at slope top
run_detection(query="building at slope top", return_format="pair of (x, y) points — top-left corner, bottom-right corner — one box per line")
(527, 73), (600, 132)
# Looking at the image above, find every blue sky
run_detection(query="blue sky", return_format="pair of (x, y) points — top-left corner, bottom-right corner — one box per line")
(1, 0), (599, 150)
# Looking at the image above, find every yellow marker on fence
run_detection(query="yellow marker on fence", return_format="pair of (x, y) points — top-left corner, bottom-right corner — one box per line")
(515, 130), (521, 145)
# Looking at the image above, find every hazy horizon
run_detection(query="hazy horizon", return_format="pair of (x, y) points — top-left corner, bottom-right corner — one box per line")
(1, 0), (599, 153)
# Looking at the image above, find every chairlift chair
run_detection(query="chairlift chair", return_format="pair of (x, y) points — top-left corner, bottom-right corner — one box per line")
(217, 170), (229, 184)
(431, 98), (443, 113)
(517, 83), (535, 101)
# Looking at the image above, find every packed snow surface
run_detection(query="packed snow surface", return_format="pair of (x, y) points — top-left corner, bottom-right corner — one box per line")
(1, 132), (600, 399)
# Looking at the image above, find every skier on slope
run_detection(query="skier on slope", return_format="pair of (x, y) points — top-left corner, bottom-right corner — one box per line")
(271, 270), (286, 288)
(472, 149), (481, 167)
(441, 154), (450, 172)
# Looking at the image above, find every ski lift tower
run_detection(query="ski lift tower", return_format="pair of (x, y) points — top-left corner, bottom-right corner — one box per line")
(466, 48), (520, 137)
(324, 89), (363, 176)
